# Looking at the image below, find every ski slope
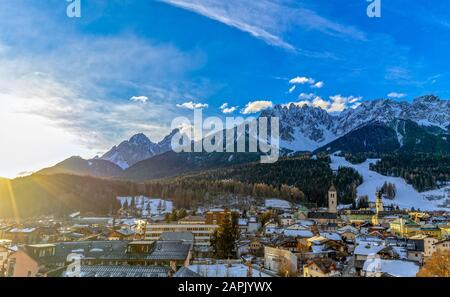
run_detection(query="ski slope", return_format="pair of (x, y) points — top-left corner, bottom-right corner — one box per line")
(330, 155), (449, 211)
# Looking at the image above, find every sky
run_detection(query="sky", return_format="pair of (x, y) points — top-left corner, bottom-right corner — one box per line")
(0, 0), (450, 178)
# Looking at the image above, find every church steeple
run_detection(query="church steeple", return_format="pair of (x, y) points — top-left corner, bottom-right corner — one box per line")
(376, 191), (384, 214)
(328, 183), (337, 213)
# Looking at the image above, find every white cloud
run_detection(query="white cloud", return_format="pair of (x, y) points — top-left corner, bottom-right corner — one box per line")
(220, 103), (238, 114)
(284, 94), (362, 113)
(289, 76), (315, 85)
(312, 96), (330, 109)
(298, 93), (316, 100)
(241, 100), (273, 114)
(130, 96), (149, 103)
(288, 85), (296, 93)
(328, 95), (363, 112)
(311, 81), (324, 89)
(290, 76), (325, 90)
(176, 101), (209, 110)
(387, 92), (407, 99)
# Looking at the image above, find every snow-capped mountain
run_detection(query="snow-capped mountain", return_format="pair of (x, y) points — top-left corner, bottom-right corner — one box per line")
(101, 130), (181, 169)
(260, 95), (450, 152)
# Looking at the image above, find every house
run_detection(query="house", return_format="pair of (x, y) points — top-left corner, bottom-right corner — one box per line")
(337, 225), (359, 243)
(264, 246), (297, 275)
(406, 235), (439, 263)
(419, 224), (441, 238)
(434, 239), (450, 253)
(0, 244), (10, 276)
(4, 227), (39, 244)
(303, 258), (339, 277)
(108, 228), (135, 241)
(280, 214), (295, 226)
(438, 224), (450, 238)
(5, 249), (40, 277)
(353, 242), (398, 273)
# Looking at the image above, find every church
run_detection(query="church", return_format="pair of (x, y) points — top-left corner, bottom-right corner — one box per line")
(307, 184), (339, 231)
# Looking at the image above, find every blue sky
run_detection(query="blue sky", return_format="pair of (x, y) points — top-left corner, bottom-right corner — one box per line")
(0, 0), (450, 177)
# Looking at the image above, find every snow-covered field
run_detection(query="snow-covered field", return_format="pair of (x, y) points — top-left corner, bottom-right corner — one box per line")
(265, 199), (292, 209)
(330, 155), (449, 211)
(117, 196), (173, 216)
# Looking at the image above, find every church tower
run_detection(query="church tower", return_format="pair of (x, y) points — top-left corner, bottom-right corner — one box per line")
(376, 191), (384, 214)
(328, 183), (337, 213)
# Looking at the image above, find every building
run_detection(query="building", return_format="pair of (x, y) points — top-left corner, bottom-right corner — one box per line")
(264, 246), (297, 276)
(108, 228), (136, 241)
(178, 216), (206, 225)
(434, 239), (450, 253)
(303, 258), (338, 277)
(328, 184), (337, 214)
(306, 185), (338, 230)
(5, 239), (193, 277)
(0, 244), (10, 276)
(144, 223), (218, 253)
(3, 228), (39, 244)
(372, 191), (383, 225)
(5, 249), (40, 277)
(389, 218), (421, 238)
(205, 209), (231, 225)
(64, 265), (171, 277)
(337, 225), (359, 243)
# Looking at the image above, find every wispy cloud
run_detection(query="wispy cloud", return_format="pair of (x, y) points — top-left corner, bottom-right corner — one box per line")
(177, 101), (209, 110)
(311, 81), (324, 89)
(220, 103), (238, 114)
(159, 0), (366, 53)
(289, 76), (315, 85)
(241, 100), (273, 114)
(387, 92), (407, 99)
(130, 96), (149, 103)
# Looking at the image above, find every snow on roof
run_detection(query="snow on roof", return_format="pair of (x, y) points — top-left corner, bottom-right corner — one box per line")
(307, 236), (328, 244)
(295, 220), (315, 227)
(69, 212), (81, 218)
(8, 228), (36, 233)
(356, 235), (384, 244)
(238, 219), (248, 226)
(282, 229), (314, 238)
(320, 232), (342, 241)
(363, 259), (419, 277)
(337, 225), (359, 234)
(354, 243), (384, 256)
(286, 223), (309, 230)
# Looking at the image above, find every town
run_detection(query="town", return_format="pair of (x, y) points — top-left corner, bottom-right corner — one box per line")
(1, 185), (449, 278)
